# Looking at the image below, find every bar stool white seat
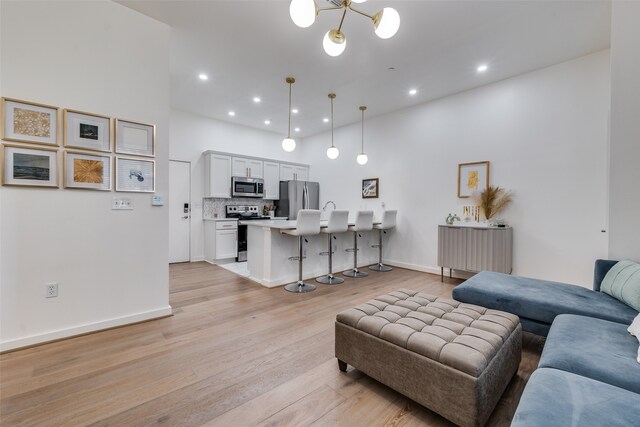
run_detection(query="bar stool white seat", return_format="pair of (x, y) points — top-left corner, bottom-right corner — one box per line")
(282, 209), (321, 293)
(343, 210), (374, 278)
(369, 210), (397, 272)
(316, 210), (349, 285)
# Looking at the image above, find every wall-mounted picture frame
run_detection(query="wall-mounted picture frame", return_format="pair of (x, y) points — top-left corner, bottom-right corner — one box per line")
(362, 178), (379, 199)
(64, 151), (111, 191)
(63, 109), (111, 152)
(115, 119), (155, 157)
(115, 156), (155, 193)
(2, 144), (58, 188)
(458, 161), (490, 198)
(1, 98), (59, 146)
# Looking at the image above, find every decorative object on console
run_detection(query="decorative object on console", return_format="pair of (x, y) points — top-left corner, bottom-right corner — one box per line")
(2, 97), (59, 146)
(2, 144), (58, 188)
(115, 156), (155, 192)
(326, 93), (339, 159)
(463, 205), (480, 222)
(64, 151), (111, 191)
(357, 105), (368, 165)
(445, 213), (460, 225)
(115, 119), (155, 157)
(289, 0), (400, 57)
(458, 161), (489, 198)
(63, 109), (111, 152)
(281, 77), (297, 152)
(473, 185), (513, 220)
(362, 178), (378, 198)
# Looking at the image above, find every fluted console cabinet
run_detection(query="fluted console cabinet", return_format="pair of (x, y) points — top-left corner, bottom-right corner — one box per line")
(438, 225), (513, 281)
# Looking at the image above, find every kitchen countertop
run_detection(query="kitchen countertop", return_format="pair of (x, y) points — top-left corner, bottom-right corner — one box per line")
(203, 218), (238, 221)
(241, 219), (381, 230)
(204, 217), (288, 222)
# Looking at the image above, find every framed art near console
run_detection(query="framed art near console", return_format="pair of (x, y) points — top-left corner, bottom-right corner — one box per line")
(1, 98), (59, 146)
(63, 109), (111, 152)
(362, 178), (379, 199)
(2, 144), (58, 188)
(115, 119), (155, 157)
(115, 156), (155, 192)
(458, 161), (490, 198)
(64, 151), (111, 191)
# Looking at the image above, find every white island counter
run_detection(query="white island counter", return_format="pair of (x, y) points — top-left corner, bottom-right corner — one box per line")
(242, 219), (381, 288)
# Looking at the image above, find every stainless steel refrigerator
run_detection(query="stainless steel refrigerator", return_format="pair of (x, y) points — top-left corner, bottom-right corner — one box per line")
(275, 180), (320, 220)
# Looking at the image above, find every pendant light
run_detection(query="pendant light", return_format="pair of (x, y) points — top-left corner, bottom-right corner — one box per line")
(326, 93), (339, 159)
(356, 106), (368, 165)
(282, 77), (296, 152)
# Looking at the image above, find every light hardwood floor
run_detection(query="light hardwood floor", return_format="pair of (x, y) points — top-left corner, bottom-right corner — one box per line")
(0, 263), (544, 426)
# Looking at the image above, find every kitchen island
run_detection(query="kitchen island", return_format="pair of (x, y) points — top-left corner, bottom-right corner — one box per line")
(242, 219), (381, 287)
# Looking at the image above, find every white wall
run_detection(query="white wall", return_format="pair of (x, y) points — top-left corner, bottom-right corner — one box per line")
(609, 2), (640, 262)
(301, 51), (611, 287)
(0, 1), (171, 351)
(170, 109), (306, 261)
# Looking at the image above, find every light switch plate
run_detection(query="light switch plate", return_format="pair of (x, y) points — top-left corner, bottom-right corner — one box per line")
(152, 195), (164, 206)
(112, 197), (133, 210)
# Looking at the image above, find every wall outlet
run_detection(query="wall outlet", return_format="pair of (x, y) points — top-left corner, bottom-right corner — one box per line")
(112, 197), (133, 210)
(45, 283), (58, 298)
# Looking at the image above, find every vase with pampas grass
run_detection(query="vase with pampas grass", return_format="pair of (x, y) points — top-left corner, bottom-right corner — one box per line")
(473, 186), (513, 222)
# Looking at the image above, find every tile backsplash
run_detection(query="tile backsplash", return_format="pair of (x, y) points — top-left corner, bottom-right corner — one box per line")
(203, 198), (275, 219)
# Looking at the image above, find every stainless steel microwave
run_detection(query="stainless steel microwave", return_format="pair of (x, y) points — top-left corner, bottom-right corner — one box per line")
(232, 176), (264, 198)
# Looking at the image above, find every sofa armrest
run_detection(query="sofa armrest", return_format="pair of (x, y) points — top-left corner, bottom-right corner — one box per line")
(593, 259), (619, 291)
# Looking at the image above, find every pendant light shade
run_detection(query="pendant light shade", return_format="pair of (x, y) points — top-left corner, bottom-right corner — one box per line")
(326, 93), (339, 159)
(357, 105), (368, 165)
(290, 0), (317, 28)
(323, 30), (346, 57)
(373, 7), (400, 39)
(282, 77), (296, 152)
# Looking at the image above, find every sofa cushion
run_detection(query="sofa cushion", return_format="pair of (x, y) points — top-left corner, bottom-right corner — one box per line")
(538, 314), (640, 393)
(452, 271), (638, 329)
(601, 260), (640, 311)
(512, 368), (640, 427)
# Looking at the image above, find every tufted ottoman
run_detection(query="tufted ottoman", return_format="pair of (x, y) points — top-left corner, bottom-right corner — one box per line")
(335, 289), (521, 427)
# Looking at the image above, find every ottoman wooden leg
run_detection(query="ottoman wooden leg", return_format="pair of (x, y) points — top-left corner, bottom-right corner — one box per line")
(338, 359), (348, 372)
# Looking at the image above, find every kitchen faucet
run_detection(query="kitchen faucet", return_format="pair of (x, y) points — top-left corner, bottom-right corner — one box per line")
(322, 201), (336, 211)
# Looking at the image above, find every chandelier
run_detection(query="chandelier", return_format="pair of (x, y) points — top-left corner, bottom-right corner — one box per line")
(289, 0), (400, 57)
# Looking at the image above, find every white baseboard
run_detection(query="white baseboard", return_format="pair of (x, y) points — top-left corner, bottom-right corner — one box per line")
(190, 256), (205, 262)
(0, 305), (173, 353)
(382, 259), (474, 280)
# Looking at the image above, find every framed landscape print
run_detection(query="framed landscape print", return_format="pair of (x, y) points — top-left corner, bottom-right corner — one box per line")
(2, 98), (59, 146)
(64, 151), (111, 191)
(63, 109), (111, 152)
(362, 178), (379, 199)
(115, 156), (155, 192)
(458, 161), (490, 198)
(2, 145), (58, 188)
(115, 119), (155, 157)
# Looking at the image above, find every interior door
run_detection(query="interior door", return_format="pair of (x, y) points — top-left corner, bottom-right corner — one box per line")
(169, 160), (191, 263)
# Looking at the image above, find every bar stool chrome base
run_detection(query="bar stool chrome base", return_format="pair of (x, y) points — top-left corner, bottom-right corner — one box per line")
(369, 263), (393, 272)
(316, 274), (344, 285)
(284, 281), (317, 293)
(343, 268), (369, 278)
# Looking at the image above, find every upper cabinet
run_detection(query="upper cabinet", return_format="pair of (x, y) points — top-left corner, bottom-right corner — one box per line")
(205, 153), (232, 198)
(280, 164), (309, 181)
(263, 161), (280, 200)
(232, 157), (263, 178)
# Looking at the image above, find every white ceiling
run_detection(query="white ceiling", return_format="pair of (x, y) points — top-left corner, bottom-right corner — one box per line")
(118, 0), (611, 138)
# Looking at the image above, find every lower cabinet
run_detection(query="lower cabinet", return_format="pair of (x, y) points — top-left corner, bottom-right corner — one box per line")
(204, 220), (238, 262)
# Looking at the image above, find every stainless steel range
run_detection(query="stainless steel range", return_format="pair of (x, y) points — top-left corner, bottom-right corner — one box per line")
(225, 205), (270, 262)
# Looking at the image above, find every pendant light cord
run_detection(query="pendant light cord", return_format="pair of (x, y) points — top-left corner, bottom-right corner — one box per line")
(360, 107), (365, 154)
(331, 97), (335, 148)
(287, 82), (292, 138)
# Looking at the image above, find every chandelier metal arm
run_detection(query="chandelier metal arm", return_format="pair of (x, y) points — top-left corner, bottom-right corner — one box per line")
(317, 5), (343, 12)
(348, 4), (374, 20)
(337, 7), (348, 32)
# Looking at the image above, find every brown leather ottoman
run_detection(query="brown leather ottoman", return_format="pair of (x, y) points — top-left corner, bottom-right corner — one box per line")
(335, 289), (521, 427)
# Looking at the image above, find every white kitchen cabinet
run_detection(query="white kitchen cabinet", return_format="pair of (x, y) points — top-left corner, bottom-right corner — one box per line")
(263, 161), (280, 200)
(232, 156), (263, 178)
(279, 164), (294, 181)
(294, 165), (308, 181)
(215, 230), (238, 259)
(204, 220), (238, 262)
(205, 153), (232, 198)
(279, 164), (309, 181)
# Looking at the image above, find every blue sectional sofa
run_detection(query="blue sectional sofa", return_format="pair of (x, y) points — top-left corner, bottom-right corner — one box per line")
(452, 260), (640, 426)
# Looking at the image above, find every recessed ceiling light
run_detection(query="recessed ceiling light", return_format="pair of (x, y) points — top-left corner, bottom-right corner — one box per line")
(294, 127), (301, 132)
(292, 108), (299, 114)
(477, 64), (488, 73)
(409, 88), (417, 96)
(253, 97), (261, 103)
(198, 73), (208, 81)
(264, 119), (271, 125)
(323, 118), (329, 123)
(228, 111), (236, 117)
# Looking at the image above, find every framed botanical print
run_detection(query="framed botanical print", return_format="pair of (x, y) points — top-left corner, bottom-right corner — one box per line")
(115, 156), (155, 192)
(362, 178), (379, 199)
(63, 109), (111, 152)
(115, 119), (155, 157)
(458, 161), (490, 198)
(2, 144), (58, 188)
(2, 98), (59, 146)
(64, 151), (111, 191)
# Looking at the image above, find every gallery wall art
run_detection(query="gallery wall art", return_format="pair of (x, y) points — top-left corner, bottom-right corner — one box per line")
(2, 144), (58, 187)
(458, 161), (490, 198)
(115, 156), (155, 192)
(115, 119), (155, 157)
(63, 109), (111, 152)
(362, 178), (379, 199)
(64, 151), (111, 191)
(2, 98), (59, 146)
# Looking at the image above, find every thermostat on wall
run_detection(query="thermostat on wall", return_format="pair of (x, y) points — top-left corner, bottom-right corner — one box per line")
(152, 195), (164, 206)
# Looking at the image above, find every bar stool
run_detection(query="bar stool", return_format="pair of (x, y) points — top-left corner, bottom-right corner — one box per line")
(343, 210), (374, 278)
(316, 210), (349, 285)
(369, 210), (397, 272)
(282, 209), (321, 293)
